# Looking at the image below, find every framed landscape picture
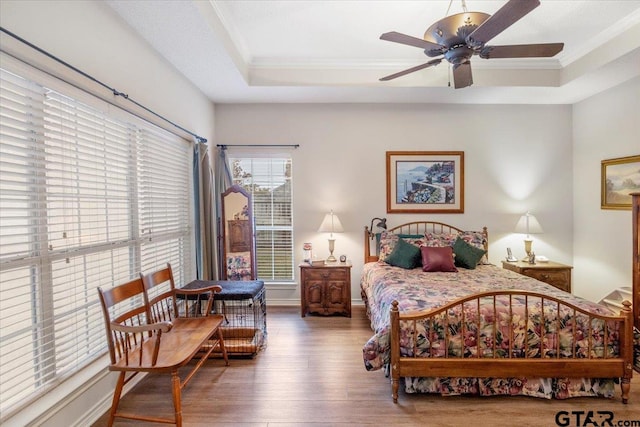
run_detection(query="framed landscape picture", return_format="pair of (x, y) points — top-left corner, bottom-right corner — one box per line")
(386, 151), (464, 213)
(601, 154), (640, 210)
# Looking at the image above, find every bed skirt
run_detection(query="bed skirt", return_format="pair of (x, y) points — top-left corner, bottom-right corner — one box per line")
(401, 376), (617, 399)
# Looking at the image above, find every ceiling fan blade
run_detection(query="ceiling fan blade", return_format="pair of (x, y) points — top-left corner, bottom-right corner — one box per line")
(379, 58), (443, 81)
(452, 62), (473, 89)
(380, 31), (445, 52)
(466, 0), (540, 47)
(480, 43), (564, 59)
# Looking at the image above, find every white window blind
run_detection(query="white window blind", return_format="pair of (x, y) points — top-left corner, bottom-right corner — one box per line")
(228, 156), (294, 282)
(0, 66), (193, 417)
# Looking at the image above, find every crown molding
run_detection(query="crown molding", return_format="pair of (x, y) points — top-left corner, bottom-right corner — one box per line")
(250, 57), (563, 71)
(559, 8), (640, 67)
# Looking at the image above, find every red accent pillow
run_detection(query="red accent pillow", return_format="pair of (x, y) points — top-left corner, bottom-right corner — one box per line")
(421, 246), (458, 272)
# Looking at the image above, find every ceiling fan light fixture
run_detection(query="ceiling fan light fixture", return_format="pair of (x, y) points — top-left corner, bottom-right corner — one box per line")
(424, 12), (489, 47)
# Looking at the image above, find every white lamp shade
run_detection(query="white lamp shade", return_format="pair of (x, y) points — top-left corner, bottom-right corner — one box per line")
(514, 212), (543, 237)
(317, 211), (344, 234)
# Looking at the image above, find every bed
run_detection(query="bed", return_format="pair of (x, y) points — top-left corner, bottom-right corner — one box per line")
(360, 221), (634, 403)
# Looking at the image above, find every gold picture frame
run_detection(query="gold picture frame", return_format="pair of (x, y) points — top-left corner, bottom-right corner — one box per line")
(601, 154), (640, 210)
(386, 151), (464, 214)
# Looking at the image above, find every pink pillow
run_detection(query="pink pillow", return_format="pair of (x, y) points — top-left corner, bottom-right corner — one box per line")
(421, 246), (457, 272)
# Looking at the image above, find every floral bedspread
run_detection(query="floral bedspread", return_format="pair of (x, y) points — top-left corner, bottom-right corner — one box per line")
(361, 262), (623, 399)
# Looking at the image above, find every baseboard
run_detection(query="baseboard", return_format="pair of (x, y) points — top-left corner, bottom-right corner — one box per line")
(265, 299), (364, 306)
(264, 298), (299, 306)
(71, 372), (146, 427)
(3, 358), (145, 427)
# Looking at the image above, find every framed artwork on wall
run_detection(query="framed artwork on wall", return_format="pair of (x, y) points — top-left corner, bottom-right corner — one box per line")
(601, 154), (640, 210)
(386, 151), (464, 213)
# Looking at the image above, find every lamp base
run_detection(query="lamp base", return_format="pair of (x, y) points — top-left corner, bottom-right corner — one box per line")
(326, 238), (337, 263)
(521, 238), (539, 262)
(524, 238), (532, 257)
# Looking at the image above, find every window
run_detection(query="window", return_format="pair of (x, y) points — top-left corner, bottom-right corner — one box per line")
(228, 156), (294, 282)
(0, 65), (194, 417)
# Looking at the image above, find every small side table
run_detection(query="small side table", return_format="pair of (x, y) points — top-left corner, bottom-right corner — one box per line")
(502, 260), (573, 293)
(299, 262), (352, 317)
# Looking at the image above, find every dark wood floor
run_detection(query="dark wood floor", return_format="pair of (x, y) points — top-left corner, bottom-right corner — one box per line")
(93, 306), (640, 426)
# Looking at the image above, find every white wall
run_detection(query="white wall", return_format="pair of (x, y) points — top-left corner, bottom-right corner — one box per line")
(0, 1), (216, 426)
(572, 76), (640, 302)
(215, 103), (575, 303)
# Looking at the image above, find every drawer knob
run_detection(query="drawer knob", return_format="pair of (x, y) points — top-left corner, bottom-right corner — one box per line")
(540, 274), (549, 280)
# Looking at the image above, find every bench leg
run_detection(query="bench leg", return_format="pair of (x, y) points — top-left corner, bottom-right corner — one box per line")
(107, 372), (126, 427)
(171, 370), (183, 427)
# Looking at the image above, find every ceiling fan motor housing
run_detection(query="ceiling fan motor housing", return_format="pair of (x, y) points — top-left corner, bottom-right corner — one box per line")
(443, 45), (473, 64)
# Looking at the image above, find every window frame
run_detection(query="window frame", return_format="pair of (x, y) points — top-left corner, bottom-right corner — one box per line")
(226, 155), (295, 283)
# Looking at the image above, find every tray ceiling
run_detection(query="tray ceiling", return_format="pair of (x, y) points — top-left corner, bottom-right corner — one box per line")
(106, 0), (640, 104)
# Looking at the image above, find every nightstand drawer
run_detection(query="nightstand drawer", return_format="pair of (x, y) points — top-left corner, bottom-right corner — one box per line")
(523, 269), (571, 292)
(502, 260), (572, 293)
(303, 268), (348, 281)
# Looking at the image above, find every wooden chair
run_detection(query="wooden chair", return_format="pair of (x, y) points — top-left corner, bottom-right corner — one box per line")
(98, 264), (228, 426)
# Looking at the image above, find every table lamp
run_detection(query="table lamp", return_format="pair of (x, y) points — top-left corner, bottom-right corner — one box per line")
(514, 211), (543, 259)
(317, 210), (344, 262)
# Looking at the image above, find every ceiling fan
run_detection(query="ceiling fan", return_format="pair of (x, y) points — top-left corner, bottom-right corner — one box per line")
(379, 0), (564, 89)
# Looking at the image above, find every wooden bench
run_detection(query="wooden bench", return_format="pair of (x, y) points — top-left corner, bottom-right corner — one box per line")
(98, 264), (229, 426)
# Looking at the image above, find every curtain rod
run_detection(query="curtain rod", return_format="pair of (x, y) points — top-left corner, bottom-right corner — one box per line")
(0, 26), (207, 144)
(217, 144), (300, 148)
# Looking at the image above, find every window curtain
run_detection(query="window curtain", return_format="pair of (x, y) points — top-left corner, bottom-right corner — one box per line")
(213, 146), (233, 279)
(193, 142), (220, 280)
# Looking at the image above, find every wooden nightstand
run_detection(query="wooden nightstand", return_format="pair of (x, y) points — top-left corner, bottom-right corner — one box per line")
(300, 262), (351, 317)
(502, 260), (573, 293)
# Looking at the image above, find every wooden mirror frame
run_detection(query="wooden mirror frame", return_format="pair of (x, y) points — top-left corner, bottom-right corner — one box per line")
(220, 184), (256, 280)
